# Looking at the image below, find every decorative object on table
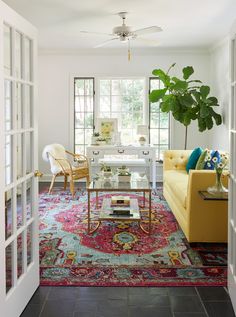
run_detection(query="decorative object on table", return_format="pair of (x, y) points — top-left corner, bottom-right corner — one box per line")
(97, 118), (118, 140)
(96, 137), (107, 146)
(42, 144), (90, 198)
(117, 165), (129, 174)
(149, 63), (222, 149)
(137, 124), (148, 146)
(39, 188), (227, 286)
(206, 151), (229, 194)
(118, 170), (131, 182)
(100, 163), (112, 178)
(91, 132), (100, 145)
(111, 195), (130, 206)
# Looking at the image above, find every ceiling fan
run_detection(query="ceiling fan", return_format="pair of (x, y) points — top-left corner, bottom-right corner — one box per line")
(80, 12), (162, 58)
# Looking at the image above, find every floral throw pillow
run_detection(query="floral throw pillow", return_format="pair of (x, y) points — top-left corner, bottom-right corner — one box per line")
(203, 150), (221, 170)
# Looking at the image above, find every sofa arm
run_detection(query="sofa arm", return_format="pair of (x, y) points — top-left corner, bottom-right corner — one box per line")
(186, 170), (228, 242)
(163, 150), (192, 171)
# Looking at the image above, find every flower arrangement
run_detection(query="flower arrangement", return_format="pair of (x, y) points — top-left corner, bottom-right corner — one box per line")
(206, 151), (229, 193)
(100, 163), (111, 172)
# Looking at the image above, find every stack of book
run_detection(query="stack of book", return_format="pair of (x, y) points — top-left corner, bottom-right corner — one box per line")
(110, 196), (132, 216)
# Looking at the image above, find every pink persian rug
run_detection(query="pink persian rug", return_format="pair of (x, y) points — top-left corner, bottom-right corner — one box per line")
(39, 187), (227, 286)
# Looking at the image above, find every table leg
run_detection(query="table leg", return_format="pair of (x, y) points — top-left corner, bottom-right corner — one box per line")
(88, 190), (90, 233)
(149, 190), (151, 234)
(96, 191), (98, 208)
(152, 158), (156, 190)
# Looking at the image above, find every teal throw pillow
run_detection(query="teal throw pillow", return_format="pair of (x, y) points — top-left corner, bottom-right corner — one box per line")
(186, 147), (203, 173)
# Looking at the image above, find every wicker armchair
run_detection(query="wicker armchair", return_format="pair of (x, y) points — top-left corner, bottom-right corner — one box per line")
(42, 144), (90, 198)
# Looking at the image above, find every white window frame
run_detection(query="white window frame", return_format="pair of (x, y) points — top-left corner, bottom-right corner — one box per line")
(69, 74), (171, 159)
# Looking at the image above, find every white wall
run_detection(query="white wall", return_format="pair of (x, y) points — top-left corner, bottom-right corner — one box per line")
(209, 38), (230, 151)
(38, 50), (212, 174)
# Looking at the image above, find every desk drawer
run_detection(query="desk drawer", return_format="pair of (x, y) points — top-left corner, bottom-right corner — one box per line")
(87, 149), (104, 158)
(138, 149), (154, 159)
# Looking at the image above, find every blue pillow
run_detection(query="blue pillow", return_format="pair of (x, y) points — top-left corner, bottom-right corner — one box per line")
(186, 147), (203, 173)
(204, 150), (221, 170)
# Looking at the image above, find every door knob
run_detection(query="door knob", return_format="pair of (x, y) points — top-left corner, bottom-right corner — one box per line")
(34, 170), (43, 177)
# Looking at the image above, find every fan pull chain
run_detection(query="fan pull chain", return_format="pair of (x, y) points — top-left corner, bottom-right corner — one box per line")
(128, 39), (131, 61)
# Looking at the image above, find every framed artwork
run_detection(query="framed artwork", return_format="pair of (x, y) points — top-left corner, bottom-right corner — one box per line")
(97, 118), (118, 138)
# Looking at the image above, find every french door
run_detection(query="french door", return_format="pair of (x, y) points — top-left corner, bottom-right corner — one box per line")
(0, 1), (39, 316)
(229, 22), (236, 314)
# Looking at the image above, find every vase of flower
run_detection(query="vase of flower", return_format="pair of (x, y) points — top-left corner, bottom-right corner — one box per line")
(207, 153), (229, 194)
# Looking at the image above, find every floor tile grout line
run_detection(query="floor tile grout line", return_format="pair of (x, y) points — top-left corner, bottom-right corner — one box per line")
(195, 287), (210, 317)
(166, 287), (177, 317)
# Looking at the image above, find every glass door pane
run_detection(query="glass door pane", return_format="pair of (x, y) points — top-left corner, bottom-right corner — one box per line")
(4, 24), (12, 77)
(15, 31), (22, 79)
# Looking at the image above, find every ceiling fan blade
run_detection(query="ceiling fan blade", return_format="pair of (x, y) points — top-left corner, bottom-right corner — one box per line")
(94, 38), (118, 48)
(80, 30), (113, 36)
(133, 26), (162, 36)
(135, 37), (159, 46)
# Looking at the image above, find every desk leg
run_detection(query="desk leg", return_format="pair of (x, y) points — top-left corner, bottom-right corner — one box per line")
(149, 190), (151, 234)
(88, 190), (90, 233)
(152, 158), (156, 189)
(96, 191), (98, 208)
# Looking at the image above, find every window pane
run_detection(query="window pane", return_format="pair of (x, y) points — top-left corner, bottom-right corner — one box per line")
(75, 145), (85, 155)
(4, 24), (12, 77)
(17, 233), (23, 278)
(25, 85), (32, 128)
(150, 102), (160, 112)
(85, 96), (93, 112)
(100, 96), (110, 112)
(160, 113), (169, 128)
(27, 224), (33, 266)
(84, 113), (93, 128)
(85, 79), (93, 95)
(85, 129), (93, 145)
(75, 113), (84, 128)
(5, 135), (13, 185)
(150, 112), (159, 128)
(15, 32), (22, 79)
(25, 132), (32, 174)
(16, 83), (23, 129)
(100, 80), (110, 95)
(4, 80), (12, 131)
(17, 183), (23, 229)
(75, 79), (84, 95)
(75, 96), (84, 112)
(5, 189), (13, 240)
(26, 179), (32, 221)
(150, 129), (159, 145)
(17, 133), (23, 179)
(25, 37), (32, 81)
(160, 129), (169, 144)
(5, 243), (13, 294)
(75, 129), (84, 144)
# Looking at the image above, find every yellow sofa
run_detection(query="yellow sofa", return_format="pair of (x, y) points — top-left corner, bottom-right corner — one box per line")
(163, 150), (228, 243)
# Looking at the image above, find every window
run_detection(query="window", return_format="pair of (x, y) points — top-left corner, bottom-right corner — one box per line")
(73, 77), (170, 159)
(149, 78), (170, 160)
(74, 78), (94, 154)
(99, 78), (145, 145)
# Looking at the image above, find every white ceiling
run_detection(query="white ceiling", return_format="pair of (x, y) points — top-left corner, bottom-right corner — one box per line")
(3, 0), (236, 51)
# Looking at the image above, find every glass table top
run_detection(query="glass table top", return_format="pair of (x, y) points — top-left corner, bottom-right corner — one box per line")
(88, 172), (150, 191)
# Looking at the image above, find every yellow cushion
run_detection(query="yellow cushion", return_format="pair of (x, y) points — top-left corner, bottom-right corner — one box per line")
(164, 170), (188, 209)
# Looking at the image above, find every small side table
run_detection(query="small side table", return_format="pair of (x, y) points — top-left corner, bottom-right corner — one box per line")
(199, 190), (228, 201)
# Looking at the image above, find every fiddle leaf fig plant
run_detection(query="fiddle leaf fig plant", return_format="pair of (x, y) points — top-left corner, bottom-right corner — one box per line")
(149, 63), (222, 149)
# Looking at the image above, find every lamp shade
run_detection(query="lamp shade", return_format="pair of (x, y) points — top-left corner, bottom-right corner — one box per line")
(137, 125), (148, 135)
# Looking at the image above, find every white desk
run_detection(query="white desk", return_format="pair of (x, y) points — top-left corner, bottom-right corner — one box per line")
(86, 145), (157, 189)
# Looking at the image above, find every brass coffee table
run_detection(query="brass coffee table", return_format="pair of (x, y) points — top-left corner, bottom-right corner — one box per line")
(87, 172), (152, 234)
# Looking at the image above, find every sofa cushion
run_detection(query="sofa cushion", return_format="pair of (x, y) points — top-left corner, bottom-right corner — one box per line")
(164, 170), (188, 209)
(195, 149), (208, 169)
(186, 147), (203, 173)
(204, 150), (221, 170)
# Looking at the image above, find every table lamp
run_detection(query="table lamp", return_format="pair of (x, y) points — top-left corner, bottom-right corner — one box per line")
(137, 125), (148, 145)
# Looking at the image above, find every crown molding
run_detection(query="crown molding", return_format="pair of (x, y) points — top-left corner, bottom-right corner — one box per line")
(208, 36), (230, 54)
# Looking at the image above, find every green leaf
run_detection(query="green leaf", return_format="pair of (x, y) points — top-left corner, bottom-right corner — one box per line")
(205, 116), (214, 130)
(149, 88), (167, 103)
(211, 110), (222, 125)
(188, 80), (202, 83)
(198, 117), (207, 132)
(207, 96), (218, 105)
(183, 66), (194, 80)
(192, 91), (201, 103)
(200, 105), (210, 118)
(152, 69), (170, 85)
(178, 94), (195, 107)
(160, 100), (172, 112)
(200, 85), (210, 99)
(172, 80), (188, 91)
(183, 112), (192, 126)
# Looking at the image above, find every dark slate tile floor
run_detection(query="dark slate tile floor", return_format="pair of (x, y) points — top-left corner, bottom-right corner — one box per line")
(20, 286), (236, 317)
